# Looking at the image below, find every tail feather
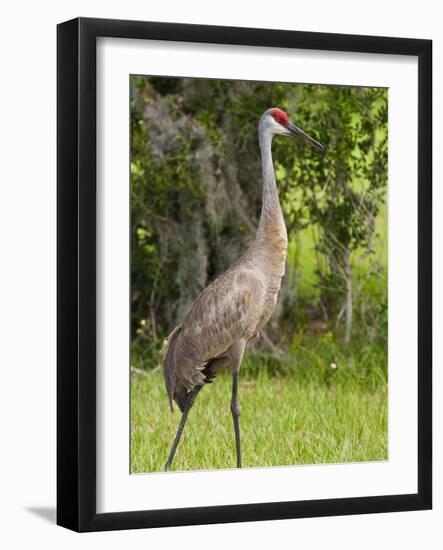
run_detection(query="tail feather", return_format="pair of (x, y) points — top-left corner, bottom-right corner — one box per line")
(173, 383), (189, 413)
(162, 325), (183, 412)
(162, 325), (228, 413)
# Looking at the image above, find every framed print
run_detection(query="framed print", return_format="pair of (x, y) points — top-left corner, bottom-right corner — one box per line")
(57, 17), (432, 532)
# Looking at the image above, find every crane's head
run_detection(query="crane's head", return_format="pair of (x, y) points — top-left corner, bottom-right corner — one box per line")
(261, 108), (324, 153)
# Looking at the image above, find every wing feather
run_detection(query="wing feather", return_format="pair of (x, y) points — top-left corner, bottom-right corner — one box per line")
(182, 269), (263, 360)
(162, 268), (264, 407)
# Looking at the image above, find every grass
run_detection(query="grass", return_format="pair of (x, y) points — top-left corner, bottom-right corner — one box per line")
(131, 346), (387, 473)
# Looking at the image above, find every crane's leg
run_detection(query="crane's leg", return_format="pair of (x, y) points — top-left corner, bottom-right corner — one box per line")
(229, 340), (246, 469)
(164, 386), (201, 471)
(231, 370), (242, 468)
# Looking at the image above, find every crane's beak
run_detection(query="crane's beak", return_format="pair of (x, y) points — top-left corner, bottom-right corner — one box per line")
(287, 121), (325, 153)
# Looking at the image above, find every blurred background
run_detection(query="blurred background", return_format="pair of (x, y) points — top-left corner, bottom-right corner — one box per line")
(130, 75), (388, 473)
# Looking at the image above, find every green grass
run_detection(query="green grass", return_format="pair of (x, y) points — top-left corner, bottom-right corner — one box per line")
(131, 201), (388, 473)
(131, 352), (387, 473)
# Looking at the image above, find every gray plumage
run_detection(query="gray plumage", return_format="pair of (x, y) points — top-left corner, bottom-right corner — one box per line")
(162, 108), (324, 470)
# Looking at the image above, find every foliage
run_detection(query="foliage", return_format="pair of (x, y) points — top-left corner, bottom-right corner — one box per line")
(130, 76), (388, 359)
(284, 86), (388, 342)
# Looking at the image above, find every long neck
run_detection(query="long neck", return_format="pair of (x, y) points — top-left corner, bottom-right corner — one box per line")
(255, 129), (286, 244)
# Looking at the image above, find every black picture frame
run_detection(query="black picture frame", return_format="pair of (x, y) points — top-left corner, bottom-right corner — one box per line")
(57, 17), (432, 532)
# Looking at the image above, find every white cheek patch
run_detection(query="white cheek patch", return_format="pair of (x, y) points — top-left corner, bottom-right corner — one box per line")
(269, 117), (287, 135)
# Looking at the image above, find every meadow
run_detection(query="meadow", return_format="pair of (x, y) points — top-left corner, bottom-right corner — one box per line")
(131, 336), (387, 473)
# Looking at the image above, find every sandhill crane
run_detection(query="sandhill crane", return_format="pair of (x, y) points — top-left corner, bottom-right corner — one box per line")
(163, 108), (324, 470)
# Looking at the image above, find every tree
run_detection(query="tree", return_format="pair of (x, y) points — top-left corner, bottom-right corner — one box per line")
(279, 85), (387, 342)
(130, 76), (388, 362)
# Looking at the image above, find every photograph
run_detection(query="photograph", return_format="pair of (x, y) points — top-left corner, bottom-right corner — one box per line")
(129, 75), (389, 474)
(53, 13), (432, 535)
